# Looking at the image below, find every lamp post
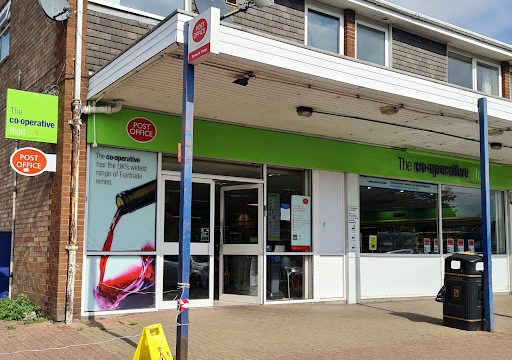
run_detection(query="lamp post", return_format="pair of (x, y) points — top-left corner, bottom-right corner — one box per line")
(176, 2), (273, 359)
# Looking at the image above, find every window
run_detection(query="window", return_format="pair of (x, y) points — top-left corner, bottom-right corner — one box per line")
(448, 52), (472, 88)
(360, 177), (439, 254)
(356, 22), (387, 66)
(448, 51), (501, 96)
(96, 0), (184, 17)
(441, 186), (507, 255)
(477, 62), (499, 96)
(0, 1), (10, 61)
(306, 7), (341, 54)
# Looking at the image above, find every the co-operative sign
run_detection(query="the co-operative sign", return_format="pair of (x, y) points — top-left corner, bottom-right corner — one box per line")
(5, 89), (59, 144)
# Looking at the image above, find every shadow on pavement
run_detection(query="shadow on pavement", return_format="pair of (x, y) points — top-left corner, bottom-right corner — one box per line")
(361, 304), (443, 326)
(86, 317), (139, 349)
(495, 313), (512, 319)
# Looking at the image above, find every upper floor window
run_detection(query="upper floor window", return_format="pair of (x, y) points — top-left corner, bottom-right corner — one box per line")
(305, 5), (342, 54)
(94, 0), (184, 17)
(356, 21), (387, 66)
(0, 1), (10, 62)
(448, 51), (500, 96)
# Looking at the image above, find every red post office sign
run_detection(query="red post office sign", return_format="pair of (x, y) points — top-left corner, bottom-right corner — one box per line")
(126, 117), (157, 143)
(188, 7), (220, 65)
(10, 147), (56, 176)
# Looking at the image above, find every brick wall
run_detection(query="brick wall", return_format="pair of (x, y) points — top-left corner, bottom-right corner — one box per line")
(391, 27), (447, 81)
(0, 0), (88, 321)
(232, 0), (304, 44)
(344, 9), (355, 58)
(86, 10), (154, 74)
(501, 62), (510, 99)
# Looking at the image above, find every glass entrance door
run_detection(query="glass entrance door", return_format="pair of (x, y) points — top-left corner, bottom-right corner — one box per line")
(156, 175), (214, 309)
(219, 185), (263, 303)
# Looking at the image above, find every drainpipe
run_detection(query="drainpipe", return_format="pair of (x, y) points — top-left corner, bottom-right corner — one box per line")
(65, 0), (84, 325)
(81, 101), (123, 115)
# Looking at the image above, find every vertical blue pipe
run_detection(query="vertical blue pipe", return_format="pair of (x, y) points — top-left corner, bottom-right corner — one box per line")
(478, 97), (494, 332)
(177, 22), (194, 359)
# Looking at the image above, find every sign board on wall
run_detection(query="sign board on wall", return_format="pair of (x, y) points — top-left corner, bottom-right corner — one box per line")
(267, 193), (280, 242)
(347, 206), (359, 252)
(188, 7), (220, 65)
(10, 147), (56, 176)
(291, 195), (311, 251)
(5, 89), (58, 143)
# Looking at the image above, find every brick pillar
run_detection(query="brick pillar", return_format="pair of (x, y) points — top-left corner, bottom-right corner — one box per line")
(344, 9), (356, 58)
(501, 62), (510, 99)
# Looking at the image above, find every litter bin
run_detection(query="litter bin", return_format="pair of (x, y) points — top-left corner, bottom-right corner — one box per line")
(443, 253), (484, 331)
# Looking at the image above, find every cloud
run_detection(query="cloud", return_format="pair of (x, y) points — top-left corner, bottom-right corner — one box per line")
(385, 0), (512, 44)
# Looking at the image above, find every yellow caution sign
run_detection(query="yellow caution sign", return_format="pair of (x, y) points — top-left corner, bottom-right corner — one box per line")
(133, 324), (174, 360)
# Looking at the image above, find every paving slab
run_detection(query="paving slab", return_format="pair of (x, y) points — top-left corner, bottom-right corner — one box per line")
(0, 295), (510, 359)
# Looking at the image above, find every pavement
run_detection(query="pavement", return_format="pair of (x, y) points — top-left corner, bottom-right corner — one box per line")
(0, 295), (511, 359)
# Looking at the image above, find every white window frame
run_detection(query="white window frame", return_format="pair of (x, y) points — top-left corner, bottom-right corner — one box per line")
(0, 1), (10, 62)
(304, 1), (343, 55)
(355, 18), (389, 67)
(448, 48), (502, 97)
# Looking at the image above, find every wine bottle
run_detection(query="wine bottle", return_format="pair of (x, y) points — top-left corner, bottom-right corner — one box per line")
(115, 180), (157, 215)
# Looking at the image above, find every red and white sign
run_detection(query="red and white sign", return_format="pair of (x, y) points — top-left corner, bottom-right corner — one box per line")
(468, 239), (475, 253)
(187, 7), (220, 64)
(447, 238), (455, 253)
(457, 238), (465, 252)
(177, 298), (189, 313)
(126, 117), (157, 143)
(423, 238), (431, 254)
(434, 238), (439, 253)
(10, 147), (56, 176)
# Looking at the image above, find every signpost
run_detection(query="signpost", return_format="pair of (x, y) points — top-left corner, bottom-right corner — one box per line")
(5, 89), (58, 143)
(9, 147), (56, 176)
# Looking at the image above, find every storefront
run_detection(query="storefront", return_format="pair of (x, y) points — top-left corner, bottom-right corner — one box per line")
(80, 107), (512, 315)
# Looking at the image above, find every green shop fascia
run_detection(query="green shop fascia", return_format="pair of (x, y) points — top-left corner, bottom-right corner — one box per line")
(87, 108), (512, 190)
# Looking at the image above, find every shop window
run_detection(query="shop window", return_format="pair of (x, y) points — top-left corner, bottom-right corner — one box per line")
(266, 255), (312, 301)
(306, 7), (342, 54)
(266, 167), (311, 252)
(162, 155), (263, 179)
(448, 51), (501, 96)
(441, 186), (507, 255)
(0, 1), (10, 62)
(360, 176), (439, 254)
(93, 0), (184, 17)
(356, 22), (387, 66)
(163, 255), (209, 301)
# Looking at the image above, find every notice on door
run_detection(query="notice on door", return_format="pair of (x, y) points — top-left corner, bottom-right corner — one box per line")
(291, 195), (311, 251)
(369, 235), (377, 251)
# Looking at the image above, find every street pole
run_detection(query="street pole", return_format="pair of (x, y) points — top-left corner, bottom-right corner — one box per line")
(176, 21), (195, 359)
(478, 97), (494, 332)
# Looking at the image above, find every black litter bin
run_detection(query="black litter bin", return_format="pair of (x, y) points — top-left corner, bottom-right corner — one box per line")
(443, 253), (484, 331)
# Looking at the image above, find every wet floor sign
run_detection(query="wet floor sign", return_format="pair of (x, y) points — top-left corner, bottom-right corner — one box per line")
(133, 324), (174, 360)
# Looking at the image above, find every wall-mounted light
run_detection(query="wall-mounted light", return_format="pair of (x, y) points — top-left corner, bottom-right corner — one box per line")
(297, 106), (313, 117)
(233, 72), (255, 86)
(379, 104), (403, 115)
(490, 142), (503, 150)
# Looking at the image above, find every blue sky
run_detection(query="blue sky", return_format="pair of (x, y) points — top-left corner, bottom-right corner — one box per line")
(386, 0), (512, 45)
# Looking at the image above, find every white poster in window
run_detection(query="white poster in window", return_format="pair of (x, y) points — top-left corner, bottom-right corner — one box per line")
(267, 193), (280, 242)
(347, 206), (359, 252)
(291, 195), (311, 251)
(280, 203), (290, 221)
(457, 239), (465, 252)
(434, 238), (439, 253)
(468, 239), (475, 252)
(447, 238), (454, 253)
(423, 238), (431, 254)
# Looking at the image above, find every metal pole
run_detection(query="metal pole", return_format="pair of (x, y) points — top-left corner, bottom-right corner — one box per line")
(176, 22), (194, 360)
(478, 97), (494, 332)
(65, 0), (84, 324)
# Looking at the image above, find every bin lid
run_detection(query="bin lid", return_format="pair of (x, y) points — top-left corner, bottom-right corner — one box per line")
(446, 253), (482, 263)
